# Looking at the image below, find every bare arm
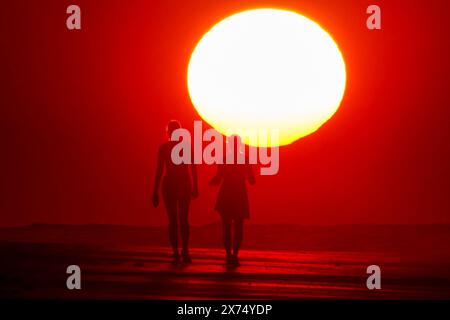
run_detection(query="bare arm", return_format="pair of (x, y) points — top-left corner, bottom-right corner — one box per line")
(247, 164), (256, 185)
(209, 165), (224, 186)
(152, 146), (164, 207)
(191, 164), (199, 198)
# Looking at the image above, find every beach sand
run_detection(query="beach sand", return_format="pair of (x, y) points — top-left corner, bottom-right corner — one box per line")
(1, 224), (450, 299)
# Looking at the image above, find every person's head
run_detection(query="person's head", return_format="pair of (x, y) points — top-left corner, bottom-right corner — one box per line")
(166, 120), (181, 139)
(228, 135), (242, 148)
(226, 134), (244, 163)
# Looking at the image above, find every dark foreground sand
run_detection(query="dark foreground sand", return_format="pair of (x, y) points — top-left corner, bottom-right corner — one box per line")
(1, 225), (450, 299)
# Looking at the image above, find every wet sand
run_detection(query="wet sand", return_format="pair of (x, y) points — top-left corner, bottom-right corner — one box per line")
(1, 242), (450, 299)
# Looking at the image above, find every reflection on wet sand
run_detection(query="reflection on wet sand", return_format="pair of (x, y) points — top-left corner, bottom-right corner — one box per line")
(1, 244), (450, 299)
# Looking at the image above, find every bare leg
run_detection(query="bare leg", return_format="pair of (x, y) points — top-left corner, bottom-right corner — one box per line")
(162, 186), (179, 259)
(222, 217), (232, 258)
(233, 219), (244, 258)
(167, 206), (179, 257)
(179, 195), (191, 262)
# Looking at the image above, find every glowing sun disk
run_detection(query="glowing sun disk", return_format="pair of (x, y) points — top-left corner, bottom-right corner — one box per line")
(188, 8), (347, 147)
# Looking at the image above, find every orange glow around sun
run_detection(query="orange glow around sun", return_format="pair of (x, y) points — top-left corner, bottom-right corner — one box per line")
(188, 8), (346, 147)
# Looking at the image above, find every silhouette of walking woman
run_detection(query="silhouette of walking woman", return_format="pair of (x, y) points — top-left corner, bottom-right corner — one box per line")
(152, 120), (198, 263)
(210, 135), (255, 265)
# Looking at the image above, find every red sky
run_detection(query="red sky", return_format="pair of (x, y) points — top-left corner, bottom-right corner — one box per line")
(1, 0), (450, 226)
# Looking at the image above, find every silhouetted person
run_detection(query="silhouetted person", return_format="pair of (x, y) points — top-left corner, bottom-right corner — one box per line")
(152, 120), (198, 263)
(210, 136), (255, 265)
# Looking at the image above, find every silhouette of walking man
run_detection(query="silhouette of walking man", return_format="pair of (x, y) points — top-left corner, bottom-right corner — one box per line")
(152, 120), (198, 263)
(210, 135), (255, 265)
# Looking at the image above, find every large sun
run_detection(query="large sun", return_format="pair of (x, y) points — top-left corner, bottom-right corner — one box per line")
(187, 8), (346, 147)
